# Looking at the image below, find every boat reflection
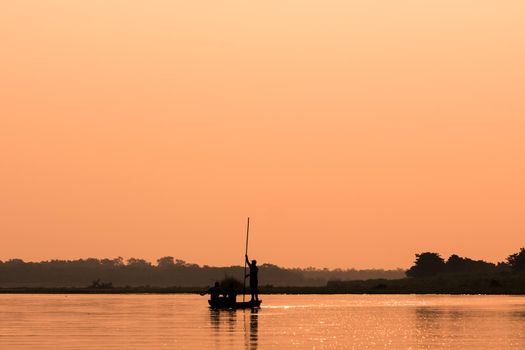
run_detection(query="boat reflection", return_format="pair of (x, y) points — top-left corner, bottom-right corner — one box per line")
(209, 309), (237, 332)
(208, 308), (258, 349)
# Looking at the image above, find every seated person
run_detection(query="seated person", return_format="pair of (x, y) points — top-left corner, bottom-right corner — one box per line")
(225, 282), (237, 304)
(202, 281), (223, 301)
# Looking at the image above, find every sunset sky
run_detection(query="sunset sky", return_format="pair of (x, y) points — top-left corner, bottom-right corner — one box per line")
(1, 1), (524, 269)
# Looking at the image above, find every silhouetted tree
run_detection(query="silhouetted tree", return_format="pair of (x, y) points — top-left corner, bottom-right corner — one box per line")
(507, 248), (525, 272)
(445, 254), (495, 273)
(446, 254), (463, 270)
(157, 256), (175, 268)
(5, 259), (25, 266)
(101, 257), (124, 267)
(175, 259), (188, 266)
(126, 258), (151, 268)
(406, 252), (446, 277)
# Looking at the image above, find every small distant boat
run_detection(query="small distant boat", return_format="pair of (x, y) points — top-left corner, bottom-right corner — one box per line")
(208, 299), (262, 309)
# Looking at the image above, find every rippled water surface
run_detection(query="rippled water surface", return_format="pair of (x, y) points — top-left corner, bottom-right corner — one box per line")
(1, 294), (525, 349)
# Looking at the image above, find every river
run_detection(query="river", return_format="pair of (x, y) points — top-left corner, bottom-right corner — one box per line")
(1, 294), (525, 349)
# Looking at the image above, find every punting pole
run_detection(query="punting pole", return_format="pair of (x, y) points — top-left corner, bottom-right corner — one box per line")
(243, 217), (250, 303)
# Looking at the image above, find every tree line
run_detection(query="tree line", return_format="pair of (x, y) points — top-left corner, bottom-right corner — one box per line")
(406, 247), (525, 278)
(321, 248), (525, 294)
(0, 256), (405, 288)
(3, 248), (522, 289)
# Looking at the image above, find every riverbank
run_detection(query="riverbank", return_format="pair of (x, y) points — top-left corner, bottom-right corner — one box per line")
(2, 272), (524, 294)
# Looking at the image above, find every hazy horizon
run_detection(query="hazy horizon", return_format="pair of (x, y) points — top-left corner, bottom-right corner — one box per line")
(2, 1), (524, 269)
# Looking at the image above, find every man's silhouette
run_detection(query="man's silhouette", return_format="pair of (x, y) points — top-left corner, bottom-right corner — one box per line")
(245, 254), (259, 301)
(203, 281), (223, 301)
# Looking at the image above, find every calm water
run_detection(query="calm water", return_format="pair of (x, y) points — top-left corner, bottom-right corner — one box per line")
(1, 294), (525, 349)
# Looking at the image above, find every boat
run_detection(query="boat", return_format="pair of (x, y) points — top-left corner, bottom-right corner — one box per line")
(206, 217), (262, 310)
(208, 298), (262, 309)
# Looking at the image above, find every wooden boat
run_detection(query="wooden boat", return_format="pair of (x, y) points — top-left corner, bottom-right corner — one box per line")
(208, 298), (262, 309)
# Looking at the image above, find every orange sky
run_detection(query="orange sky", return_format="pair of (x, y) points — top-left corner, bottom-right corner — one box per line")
(1, 1), (524, 269)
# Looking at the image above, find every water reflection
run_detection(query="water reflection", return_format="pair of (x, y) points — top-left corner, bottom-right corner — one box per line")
(209, 309), (237, 333)
(415, 307), (446, 326)
(208, 309), (239, 348)
(512, 310), (525, 319)
(413, 307), (447, 345)
(3, 295), (525, 349)
(208, 308), (257, 349)
(249, 309), (258, 350)
(412, 301), (525, 348)
(209, 309), (220, 332)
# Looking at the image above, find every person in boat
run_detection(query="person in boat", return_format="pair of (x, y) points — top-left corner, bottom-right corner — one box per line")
(225, 282), (237, 305)
(201, 281), (223, 301)
(245, 254), (259, 302)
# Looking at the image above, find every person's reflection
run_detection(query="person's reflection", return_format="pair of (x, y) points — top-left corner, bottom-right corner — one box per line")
(227, 310), (237, 333)
(210, 309), (221, 332)
(209, 309), (221, 348)
(209, 309), (238, 347)
(249, 309), (259, 349)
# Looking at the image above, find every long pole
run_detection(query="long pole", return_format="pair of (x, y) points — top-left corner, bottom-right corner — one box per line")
(243, 217), (250, 303)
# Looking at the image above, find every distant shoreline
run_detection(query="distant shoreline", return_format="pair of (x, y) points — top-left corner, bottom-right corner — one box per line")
(2, 275), (525, 295)
(2, 249), (524, 295)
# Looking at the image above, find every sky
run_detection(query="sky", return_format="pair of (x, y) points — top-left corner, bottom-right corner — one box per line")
(1, 1), (524, 269)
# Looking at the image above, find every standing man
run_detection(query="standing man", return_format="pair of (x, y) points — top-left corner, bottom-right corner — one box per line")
(245, 254), (259, 301)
